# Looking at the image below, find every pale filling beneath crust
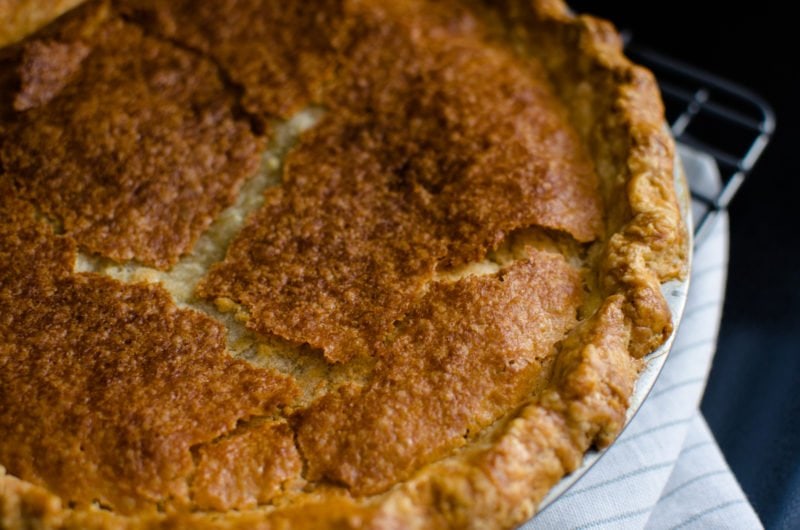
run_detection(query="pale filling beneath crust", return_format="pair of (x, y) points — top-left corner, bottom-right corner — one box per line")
(73, 107), (325, 302)
(72, 106), (588, 410)
(71, 107), (372, 406)
(69, 107), (381, 407)
(434, 226), (585, 283)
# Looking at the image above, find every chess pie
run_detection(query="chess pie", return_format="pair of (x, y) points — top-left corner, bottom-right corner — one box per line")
(0, 0), (687, 528)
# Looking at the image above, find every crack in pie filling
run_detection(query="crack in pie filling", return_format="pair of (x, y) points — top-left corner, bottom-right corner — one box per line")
(0, 1), (687, 528)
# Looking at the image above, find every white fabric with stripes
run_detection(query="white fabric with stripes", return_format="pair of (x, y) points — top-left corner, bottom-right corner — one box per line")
(524, 146), (762, 529)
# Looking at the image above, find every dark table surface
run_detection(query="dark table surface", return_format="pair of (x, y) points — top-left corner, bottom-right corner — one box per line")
(570, 2), (800, 528)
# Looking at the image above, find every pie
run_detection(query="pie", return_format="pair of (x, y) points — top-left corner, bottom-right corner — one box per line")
(0, 0), (687, 528)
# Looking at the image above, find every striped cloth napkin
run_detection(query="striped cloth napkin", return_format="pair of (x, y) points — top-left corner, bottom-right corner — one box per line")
(524, 146), (763, 529)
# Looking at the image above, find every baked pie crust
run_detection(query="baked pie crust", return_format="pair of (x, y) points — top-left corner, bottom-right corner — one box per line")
(0, 0), (687, 528)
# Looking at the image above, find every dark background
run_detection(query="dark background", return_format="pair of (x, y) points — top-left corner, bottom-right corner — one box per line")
(570, 2), (800, 529)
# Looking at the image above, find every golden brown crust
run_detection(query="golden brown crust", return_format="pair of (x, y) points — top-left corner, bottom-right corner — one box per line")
(295, 252), (582, 496)
(501, 0), (687, 355)
(0, 181), (298, 514)
(1, 1), (264, 269)
(192, 421), (304, 511)
(118, 0), (347, 121)
(197, 1), (602, 362)
(0, 0), (686, 528)
(0, 0), (87, 47)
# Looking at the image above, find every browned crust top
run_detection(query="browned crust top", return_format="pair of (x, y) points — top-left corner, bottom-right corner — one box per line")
(197, 15), (602, 361)
(0, 0), (686, 529)
(0, 181), (298, 514)
(295, 251), (583, 496)
(0, 0), (86, 47)
(0, 5), (263, 268)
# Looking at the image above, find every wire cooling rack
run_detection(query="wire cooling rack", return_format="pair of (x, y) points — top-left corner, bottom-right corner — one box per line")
(623, 39), (775, 244)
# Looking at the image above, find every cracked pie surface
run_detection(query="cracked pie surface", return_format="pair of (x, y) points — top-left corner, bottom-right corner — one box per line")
(0, 1), (687, 528)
